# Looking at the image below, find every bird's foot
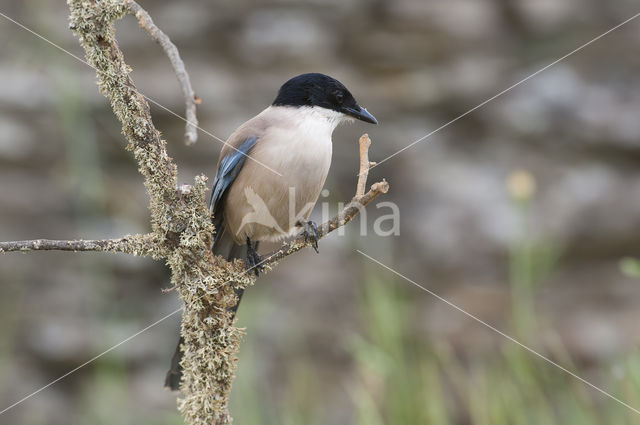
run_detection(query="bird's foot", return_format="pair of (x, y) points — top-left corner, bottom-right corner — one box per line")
(245, 237), (263, 276)
(298, 220), (319, 253)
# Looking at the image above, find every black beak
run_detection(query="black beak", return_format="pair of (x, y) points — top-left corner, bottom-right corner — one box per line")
(343, 105), (378, 124)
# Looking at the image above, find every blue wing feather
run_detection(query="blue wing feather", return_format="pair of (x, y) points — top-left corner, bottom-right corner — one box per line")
(209, 136), (259, 234)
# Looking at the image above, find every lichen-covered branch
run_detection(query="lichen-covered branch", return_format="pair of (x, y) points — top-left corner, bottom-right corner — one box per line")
(69, 0), (180, 244)
(125, 0), (199, 145)
(0, 234), (157, 256)
(67, 4), (236, 422)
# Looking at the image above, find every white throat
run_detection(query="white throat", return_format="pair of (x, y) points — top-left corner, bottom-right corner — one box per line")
(297, 105), (350, 132)
(268, 105), (349, 140)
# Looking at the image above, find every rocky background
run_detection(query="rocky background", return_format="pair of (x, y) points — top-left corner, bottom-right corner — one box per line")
(1, 0), (640, 424)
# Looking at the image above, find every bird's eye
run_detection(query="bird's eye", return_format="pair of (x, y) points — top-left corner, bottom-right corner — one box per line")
(334, 91), (344, 104)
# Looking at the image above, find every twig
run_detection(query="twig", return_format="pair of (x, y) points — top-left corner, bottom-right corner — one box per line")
(356, 133), (371, 198)
(0, 238), (124, 253)
(125, 0), (199, 145)
(0, 234), (158, 256)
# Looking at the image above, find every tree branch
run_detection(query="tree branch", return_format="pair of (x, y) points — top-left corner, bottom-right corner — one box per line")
(125, 0), (199, 145)
(0, 234), (158, 256)
(68, 0), (210, 258)
(356, 133), (374, 197)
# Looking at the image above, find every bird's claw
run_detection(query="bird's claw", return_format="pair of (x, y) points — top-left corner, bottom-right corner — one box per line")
(246, 237), (263, 276)
(299, 220), (319, 253)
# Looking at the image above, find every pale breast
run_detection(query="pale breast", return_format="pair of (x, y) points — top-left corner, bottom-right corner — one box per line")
(222, 106), (337, 243)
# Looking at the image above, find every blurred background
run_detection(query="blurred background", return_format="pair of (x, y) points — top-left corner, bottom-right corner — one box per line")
(2, 0), (640, 424)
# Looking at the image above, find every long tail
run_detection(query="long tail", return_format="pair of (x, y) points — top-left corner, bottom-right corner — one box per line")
(164, 229), (246, 391)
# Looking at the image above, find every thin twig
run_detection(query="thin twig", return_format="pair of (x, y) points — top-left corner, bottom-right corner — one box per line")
(356, 133), (371, 198)
(126, 0), (199, 145)
(0, 234), (157, 256)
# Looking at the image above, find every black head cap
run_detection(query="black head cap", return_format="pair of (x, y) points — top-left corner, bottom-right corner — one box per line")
(272, 73), (377, 124)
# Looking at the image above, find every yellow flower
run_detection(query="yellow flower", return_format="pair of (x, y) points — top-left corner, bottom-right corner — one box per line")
(507, 169), (536, 201)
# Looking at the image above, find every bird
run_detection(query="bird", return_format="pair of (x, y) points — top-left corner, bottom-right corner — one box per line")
(164, 72), (377, 390)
